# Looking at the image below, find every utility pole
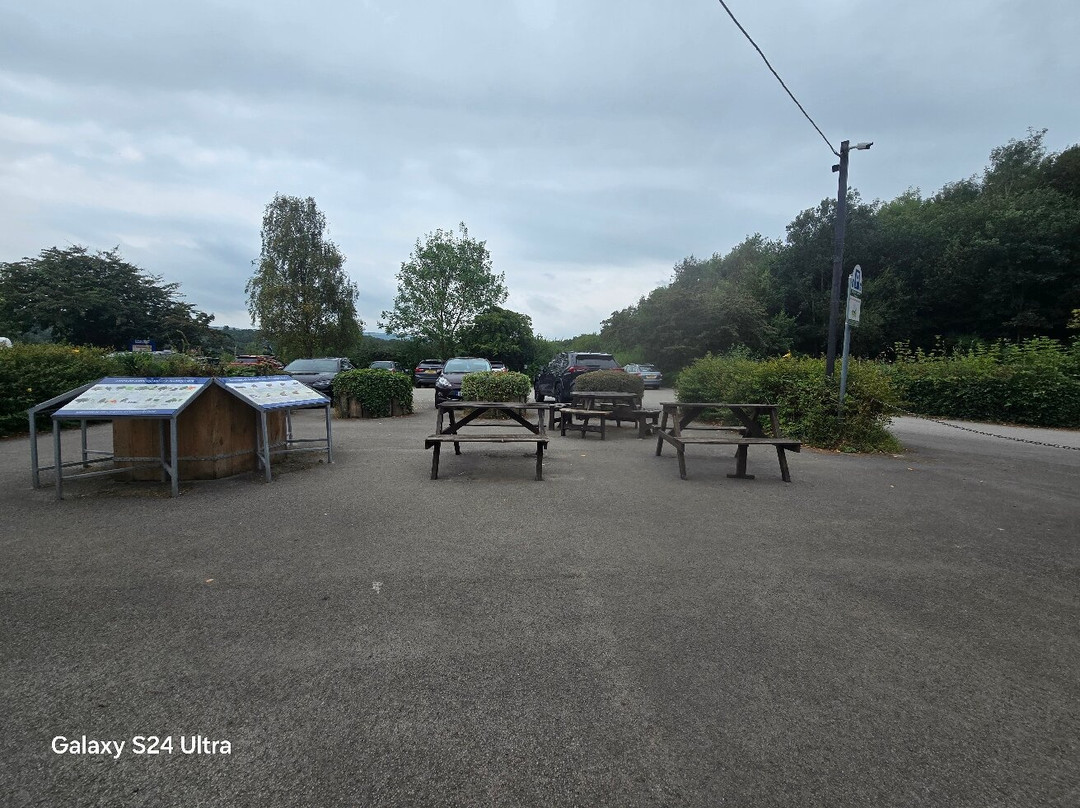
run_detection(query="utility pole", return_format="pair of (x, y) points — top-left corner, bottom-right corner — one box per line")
(825, 139), (872, 378)
(825, 141), (850, 377)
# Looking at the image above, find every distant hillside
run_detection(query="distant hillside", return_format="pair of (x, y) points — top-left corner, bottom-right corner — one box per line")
(363, 331), (400, 341)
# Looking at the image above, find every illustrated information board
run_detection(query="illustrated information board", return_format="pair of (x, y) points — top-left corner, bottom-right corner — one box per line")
(53, 378), (211, 418)
(218, 376), (329, 409)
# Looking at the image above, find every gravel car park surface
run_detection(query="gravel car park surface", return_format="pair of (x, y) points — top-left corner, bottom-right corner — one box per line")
(2, 389), (1078, 807)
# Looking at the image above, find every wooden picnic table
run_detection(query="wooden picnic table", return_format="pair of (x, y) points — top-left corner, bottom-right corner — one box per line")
(426, 401), (555, 480)
(655, 402), (801, 481)
(558, 390), (659, 439)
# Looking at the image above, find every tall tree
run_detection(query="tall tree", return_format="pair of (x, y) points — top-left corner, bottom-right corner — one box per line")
(380, 223), (507, 359)
(246, 194), (362, 359)
(457, 307), (537, 370)
(0, 246), (215, 349)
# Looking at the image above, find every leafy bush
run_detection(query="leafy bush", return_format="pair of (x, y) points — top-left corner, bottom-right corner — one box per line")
(574, 369), (645, 397)
(886, 338), (1080, 427)
(106, 351), (211, 378)
(0, 344), (115, 436)
(333, 368), (413, 417)
(676, 353), (902, 452)
(460, 370), (532, 402)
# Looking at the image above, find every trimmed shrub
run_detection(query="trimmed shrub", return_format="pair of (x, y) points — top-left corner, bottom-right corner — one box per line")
(574, 369), (645, 397)
(333, 368), (413, 418)
(1, 344), (115, 436)
(460, 370), (532, 402)
(676, 353), (902, 453)
(886, 338), (1080, 427)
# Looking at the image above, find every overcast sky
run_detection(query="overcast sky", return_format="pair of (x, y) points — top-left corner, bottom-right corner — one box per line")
(2, 1), (1077, 339)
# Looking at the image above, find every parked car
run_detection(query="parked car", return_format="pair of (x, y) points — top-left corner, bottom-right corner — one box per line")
(434, 357), (492, 405)
(283, 357), (354, 397)
(413, 359), (445, 387)
(534, 351), (622, 403)
(230, 354), (284, 370)
(368, 360), (406, 373)
(623, 362), (663, 389)
(489, 361), (508, 372)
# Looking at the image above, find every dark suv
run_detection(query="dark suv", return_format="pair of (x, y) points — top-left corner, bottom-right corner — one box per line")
(413, 359), (444, 388)
(534, 351), (621, 403)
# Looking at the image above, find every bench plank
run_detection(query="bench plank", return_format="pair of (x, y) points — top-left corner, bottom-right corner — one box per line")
(425, 434), (548, 480)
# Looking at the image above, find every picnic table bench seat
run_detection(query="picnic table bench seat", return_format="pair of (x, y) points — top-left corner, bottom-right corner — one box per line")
(558, 408), (609, 439)
(612, 407), (661, 438)
(424, 434), (549, 480)
(656, 430), (801, 481)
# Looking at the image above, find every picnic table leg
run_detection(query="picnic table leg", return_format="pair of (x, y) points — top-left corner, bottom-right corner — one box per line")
(727, 444), (755, 480)
(599, 416), (606, 440)
(535, 442), (544, 481)
(677, 445), (687, 479)
(429, 442), (441, 479)
(560, 412), (570, 437)
(776, 446), (791, 482)
(655, 409), (669, 455)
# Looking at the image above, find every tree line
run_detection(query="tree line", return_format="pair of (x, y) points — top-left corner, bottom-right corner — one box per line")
(598, 129), (1080, 371)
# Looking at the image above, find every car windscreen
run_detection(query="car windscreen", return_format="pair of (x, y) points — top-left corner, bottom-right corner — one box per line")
(443, 359), (490, 373)
(285, 359), (338, 372)
(575, 354), (618, 368)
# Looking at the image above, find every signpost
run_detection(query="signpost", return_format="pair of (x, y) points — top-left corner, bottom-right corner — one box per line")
(839, 265), (862, 410)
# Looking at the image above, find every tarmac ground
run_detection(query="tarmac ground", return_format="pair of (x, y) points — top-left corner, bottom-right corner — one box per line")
(2, 388), (1078, 807)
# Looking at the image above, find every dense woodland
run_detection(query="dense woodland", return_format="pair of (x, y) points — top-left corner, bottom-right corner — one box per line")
(598, 130), (1080, 371)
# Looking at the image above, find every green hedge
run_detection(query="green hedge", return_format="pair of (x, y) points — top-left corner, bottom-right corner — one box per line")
(460, 370), (532, 402)
(333, 368), (413, 417)
(1, 344), (115, 436)
(885, 338), (1080, 427)
(676, 353), (902, 452)
(574, 369), (645, 397)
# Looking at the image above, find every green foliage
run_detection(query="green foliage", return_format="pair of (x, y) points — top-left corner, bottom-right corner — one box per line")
(0, 246), (218, 350)
(676, 353), (902, 452)
(246, 194), (362, 361)
(460, 370), (531, 402)
(0, 344), (114, 436)
(332, 368), (413, 418)
(574, 369), (645, 397)
(457, 307), (537, 371)
(380, 222), (507, 359)
(887, 337), (1080, 427)
(526, 335), (572, 379)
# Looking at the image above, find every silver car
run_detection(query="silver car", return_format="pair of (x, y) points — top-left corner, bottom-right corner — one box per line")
(623, 362), (663, 389)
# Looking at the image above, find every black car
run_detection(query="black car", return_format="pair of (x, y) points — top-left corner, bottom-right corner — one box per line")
(434, 357), (491, 405)
(413, 358), (445, 388)
(534, 351), (621, 403)
(283, 357), (354, 397)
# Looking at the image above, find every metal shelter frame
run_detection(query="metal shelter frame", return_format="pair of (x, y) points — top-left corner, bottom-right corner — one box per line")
(31, 378), (213, 499)
(213, 378), (333, 482)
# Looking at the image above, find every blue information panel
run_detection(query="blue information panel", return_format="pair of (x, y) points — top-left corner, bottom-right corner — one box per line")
(218, 376), (329, 409)
(53, 378), (211, 418)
